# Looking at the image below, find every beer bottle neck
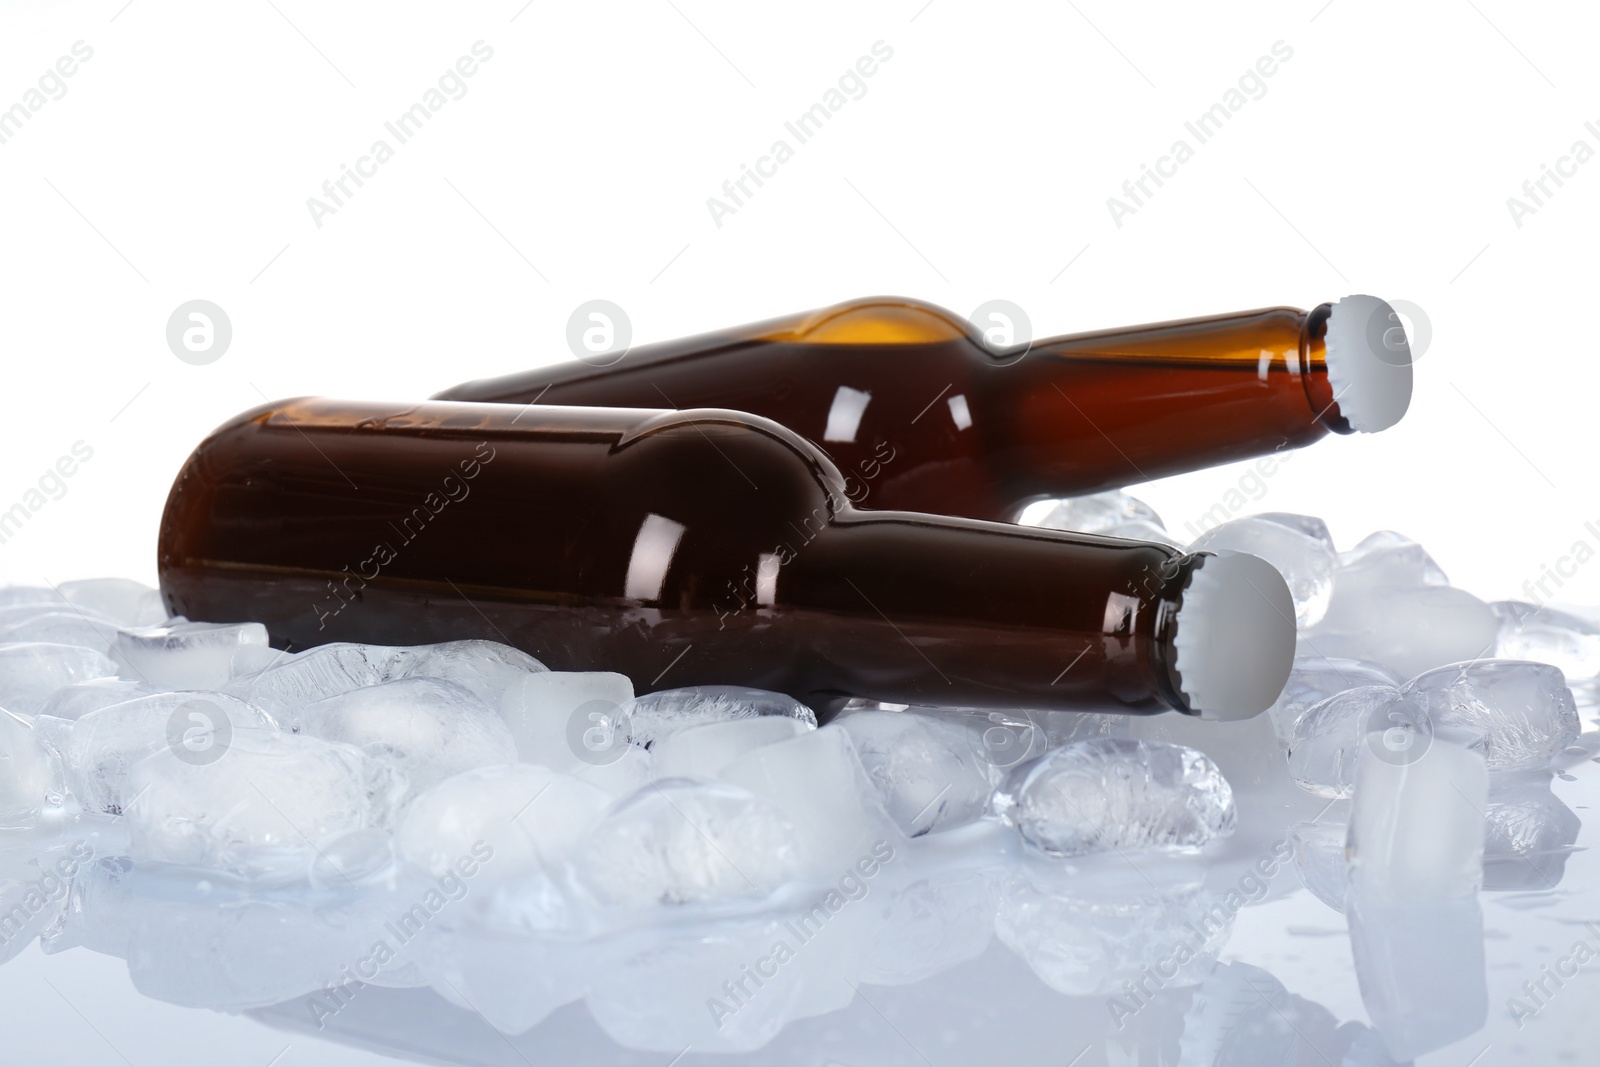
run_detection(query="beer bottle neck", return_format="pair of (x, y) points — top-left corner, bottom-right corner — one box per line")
(982, 300), (1410, 506)
(781, 510), (1295, 721)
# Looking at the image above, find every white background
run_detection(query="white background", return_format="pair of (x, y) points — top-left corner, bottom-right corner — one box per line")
(0, 0), (1593, 607)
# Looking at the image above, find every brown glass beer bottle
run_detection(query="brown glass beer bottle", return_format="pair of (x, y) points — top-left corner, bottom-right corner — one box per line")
(158, 399), (1296, 721)
(434, 295), (1413, 522)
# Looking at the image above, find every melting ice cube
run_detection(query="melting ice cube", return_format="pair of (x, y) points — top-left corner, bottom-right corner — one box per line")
(575, 778), (799, 908)
(992, 738), (1236, 857)
(1402, 660), (1579, 771)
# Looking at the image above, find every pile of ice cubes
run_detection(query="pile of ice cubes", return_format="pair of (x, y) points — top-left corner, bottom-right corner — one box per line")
(0, 493), (1590, 1058)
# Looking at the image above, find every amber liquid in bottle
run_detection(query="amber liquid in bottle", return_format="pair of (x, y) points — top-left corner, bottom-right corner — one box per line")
(158, 399), (1292, 719)
(434, 298), (1371, 522)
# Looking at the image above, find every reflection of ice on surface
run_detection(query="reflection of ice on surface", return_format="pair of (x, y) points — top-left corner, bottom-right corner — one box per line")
(0, 552), (1590, 1061)
(994, 860), (1223, 997)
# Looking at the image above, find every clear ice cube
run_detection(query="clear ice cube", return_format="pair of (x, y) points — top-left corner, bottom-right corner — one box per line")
(1302, 578), (1498, 680)
(1491, 601), (1600, 681)
(1029, 491), (1166, 534)
(0, 709), (63, 828)
(1254, 511), (1335, 549)
(123, 727), (403, 883)
(624, 685), (818, 751)
(394, 763), (613, 885)
(0, 611), (120, 654)
(63, 691), (276, 815)
(1347, 735), (1487, 900)
(1402, 660), (1580, 771)
(498, 670), (636, 771)
(575, 778), (799, 907)
(1288, 817), (1350, 912)
(720, 725), (901, 875)
(113, 620), (270, 690)
(0, 642), (118, 716)
(1189, 515), (1336, 626)
(1338, 530), (1451, 586)
(231, 639), (544, 729)
(648, 716), (811, 780)
(1266, 656), (1402, 748)
(992, 738), (1235, 857)
(297, 677), (518, 797)
(1286, 686), (1418, 798)
(57, 578), (167, 627)
(835, 710), (998, 836)
(36, 677), (153, 721)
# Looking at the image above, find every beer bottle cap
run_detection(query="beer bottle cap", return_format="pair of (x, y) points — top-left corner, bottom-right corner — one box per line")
(1173, 550), (1297, 721)
(1324, 294), (1414, 433)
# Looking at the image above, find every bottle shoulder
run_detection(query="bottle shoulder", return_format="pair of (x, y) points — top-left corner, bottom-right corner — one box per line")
(753, 296), (976, 346)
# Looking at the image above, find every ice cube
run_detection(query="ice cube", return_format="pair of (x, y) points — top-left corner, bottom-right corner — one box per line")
(1286, 686), (1419, 798)
(1491, 601), (1600, 681)
(388, 639), (545, 707)
(1266, 656), (1402, 748)
(113, 620), (269, 690)
(575, 779), (799, 908)
(123, 727), (403, 883)
(1483, 772), (1580, 890)
(720, 725), (902, 875)
(296, 678), (518, 798)
(394, 763), (613, 886)
(57, 578), (167, 627)
(498, 671), (635, 770)
(1288, 816), (1350, 912)
(0, 642), (118, 716)
(36, 678), (153, 721)
(0, 611), (120, 654)
(1347, 734), (1487, 900)
(1402, 660), (1580, 771)
(648, 716), (811, 780)
(1029, 491), (1166, 534)
(624, 685), (817, 751)
(227, 643), (399, 722)
(63, 691), (276, 815)
(1339, 530), (1451, 586)
(992, 738), (1235, 857)
(1301, 580), (1498, 680)
(1254, 511), (1335, 549)
(0, 587), (58, 607)
(835, 710), (998, 836)
(0, 709), (63, 828)
(230, 639), (542, 725)
(1190, 516), (1336, 626)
